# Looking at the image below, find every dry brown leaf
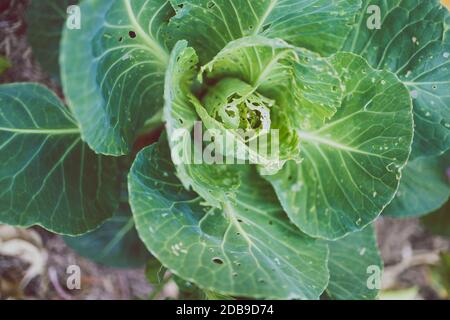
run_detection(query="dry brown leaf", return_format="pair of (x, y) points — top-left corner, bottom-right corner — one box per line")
(0, 225), (47, 293)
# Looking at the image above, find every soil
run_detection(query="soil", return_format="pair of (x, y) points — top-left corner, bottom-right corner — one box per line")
(0, 0), (449, 300)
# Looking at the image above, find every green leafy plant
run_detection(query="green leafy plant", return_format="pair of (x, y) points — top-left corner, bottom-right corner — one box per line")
(0, 0), (449, 299)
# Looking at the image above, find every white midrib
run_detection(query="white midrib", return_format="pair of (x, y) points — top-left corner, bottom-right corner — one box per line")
(297, 130), (388, 158)
(254, 50), (290, 87)
(124, 0), (169, 64)
(253, 0), (279, 34)
(0, 127), (80, 135)
(223, 202), (255, 248)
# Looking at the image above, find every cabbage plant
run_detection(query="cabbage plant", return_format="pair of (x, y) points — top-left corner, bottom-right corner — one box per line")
(0, 0), (449, 300)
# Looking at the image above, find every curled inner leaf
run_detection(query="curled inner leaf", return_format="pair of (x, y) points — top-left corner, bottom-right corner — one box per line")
(203, 78), (274, 141)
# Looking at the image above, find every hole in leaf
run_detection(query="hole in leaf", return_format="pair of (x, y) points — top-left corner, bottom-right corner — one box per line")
(129, 31), (136, 38)
(225, 109), (236, 117)
(163, 6), (177, 21)
(212, 257), (224, 265)
(262, 24), (271, 32)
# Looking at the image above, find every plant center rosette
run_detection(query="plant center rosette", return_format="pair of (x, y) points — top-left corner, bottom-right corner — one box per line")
(165, 37), (342, 180)
(166, 37), (309, 176)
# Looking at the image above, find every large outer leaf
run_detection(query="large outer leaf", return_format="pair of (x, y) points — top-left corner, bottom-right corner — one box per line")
(64, 164), (150, 268)
(27, 0), (78, 78)
(60, 0), (172, 155)
(64, 203), (150, 268)
(266, 53), (413, 240)
(129, 140), (329, 299)
(0, 83), (120, 235)
(167, 0), (361, 63)
(343, 0), (450, 158)
(384, 152), (450, 218)
(326, 225), (382, 300)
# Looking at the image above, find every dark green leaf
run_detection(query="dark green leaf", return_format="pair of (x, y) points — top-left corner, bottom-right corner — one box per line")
(27, 0), (78, 78)
(167, 0), (361, 63)
(0, 83), (120, 235)
(60, 0), (172, 155)
(384, 152), (450, 218)
(64, 203), (150, 268)
(421, 201), (450, 237)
